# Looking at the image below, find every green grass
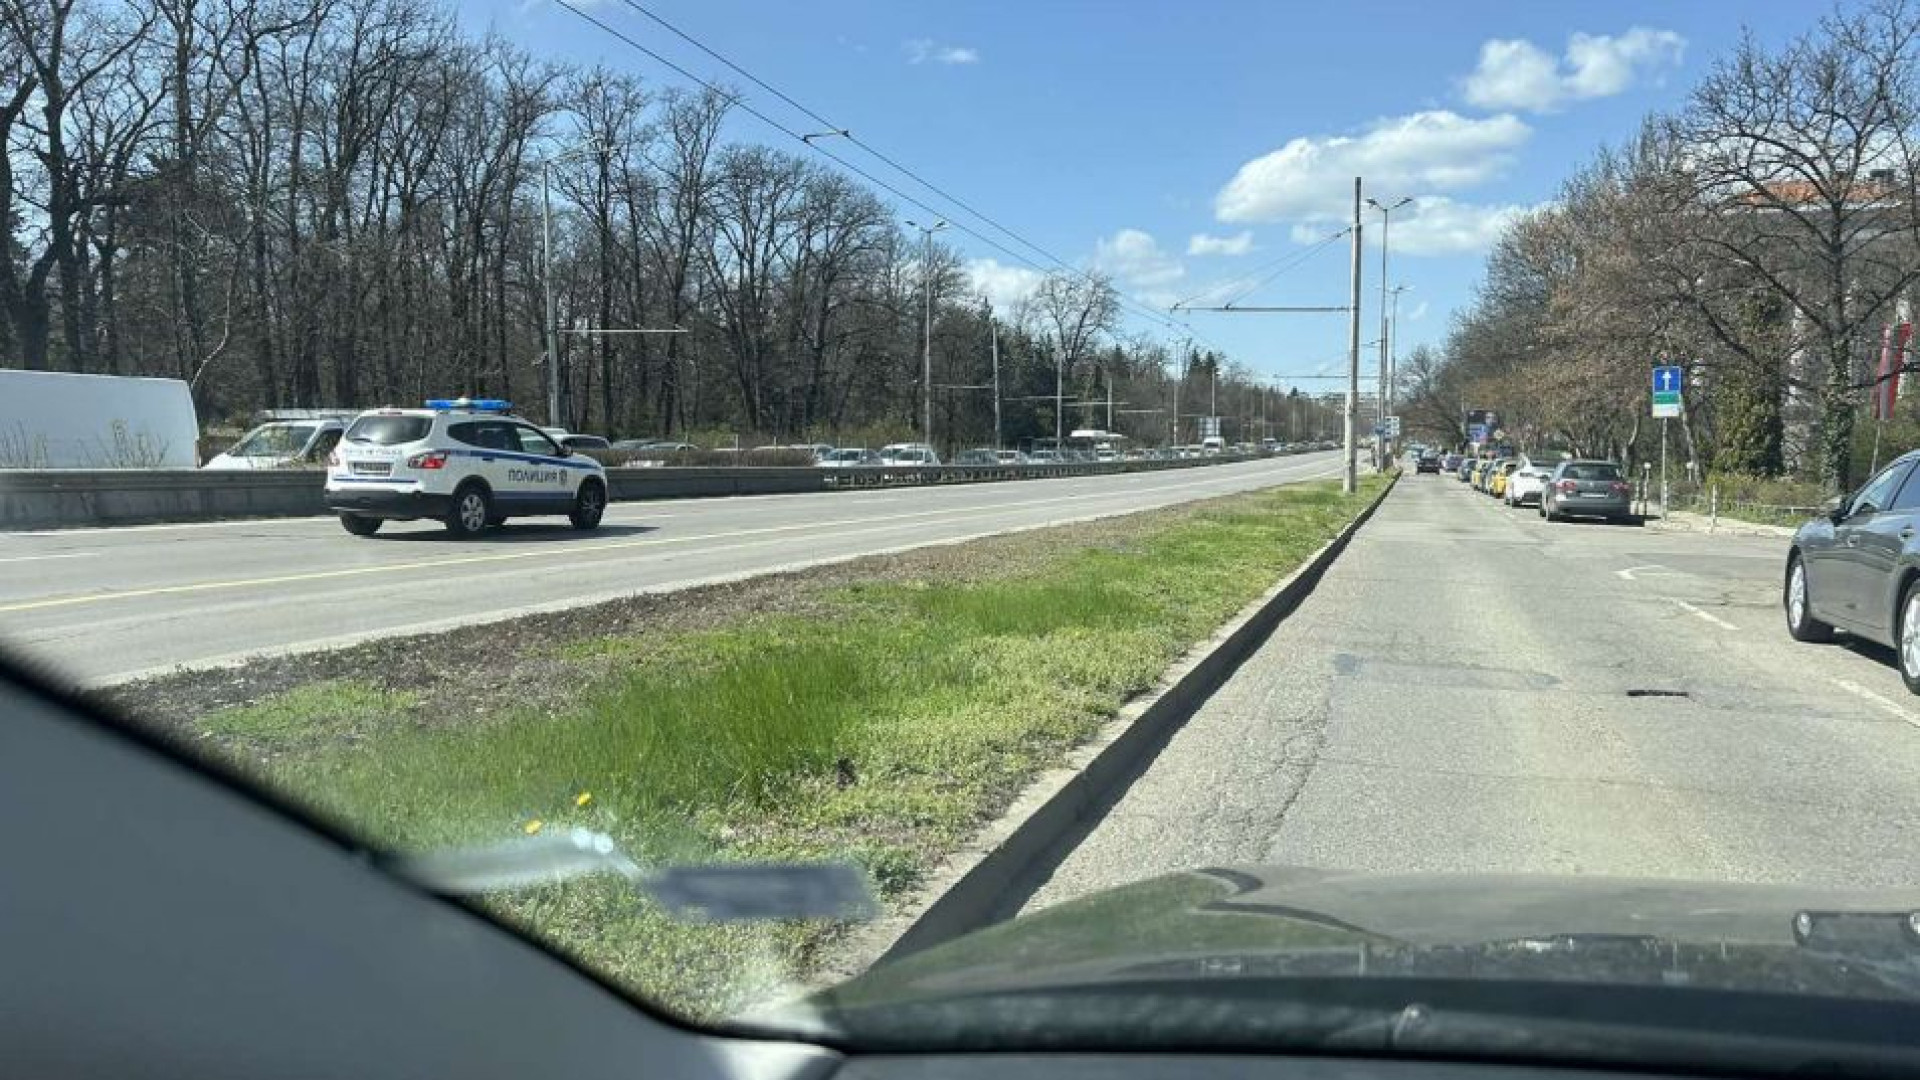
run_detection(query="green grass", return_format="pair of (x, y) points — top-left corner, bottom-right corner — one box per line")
(202, 680), (418, 746)
(195, 476), (1387, 1018)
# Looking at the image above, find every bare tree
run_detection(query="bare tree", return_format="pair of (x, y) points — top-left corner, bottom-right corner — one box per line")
(1030, 270), (1119, 441)
(1671, 0), (1920, 491)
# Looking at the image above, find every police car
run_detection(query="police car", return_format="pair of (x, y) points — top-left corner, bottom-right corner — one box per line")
(324, 398), (608, 537)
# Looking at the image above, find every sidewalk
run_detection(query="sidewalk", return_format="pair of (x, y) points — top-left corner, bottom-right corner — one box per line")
(1643, 506), (1797, 539)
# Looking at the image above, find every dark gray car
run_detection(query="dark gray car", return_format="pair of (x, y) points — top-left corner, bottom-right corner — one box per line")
(1540, 459), (1632, 523)
(1785, 450), (1920, 692)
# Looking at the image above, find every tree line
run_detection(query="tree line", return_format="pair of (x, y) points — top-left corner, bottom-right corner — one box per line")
(1, 0), (1338, 450)
(1399, 0), (1920, 495)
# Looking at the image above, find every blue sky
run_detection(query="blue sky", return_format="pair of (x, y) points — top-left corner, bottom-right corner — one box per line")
(457, 0), (1822, 388)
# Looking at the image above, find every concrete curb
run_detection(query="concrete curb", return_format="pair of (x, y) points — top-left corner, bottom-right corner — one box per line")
(1648, 508), (1798, 539)
(828, 471), (1399, 976)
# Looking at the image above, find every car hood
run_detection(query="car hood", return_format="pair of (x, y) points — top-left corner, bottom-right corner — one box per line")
(789, 866), (1920, 1034)
(204, 453), (285, 469)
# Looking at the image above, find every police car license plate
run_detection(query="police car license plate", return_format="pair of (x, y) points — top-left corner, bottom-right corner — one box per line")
(350, 461), (392, 477)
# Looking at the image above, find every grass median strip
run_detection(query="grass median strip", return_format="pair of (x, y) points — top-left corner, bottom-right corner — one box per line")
(137, 475), (1386, 1018)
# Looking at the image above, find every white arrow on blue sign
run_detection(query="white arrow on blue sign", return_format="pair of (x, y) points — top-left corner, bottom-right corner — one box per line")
(1653, 366), (1683, 395)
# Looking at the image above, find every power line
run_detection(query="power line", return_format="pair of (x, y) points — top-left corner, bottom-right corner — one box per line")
(610, 0), (1180, 328)
(555, 0), (1193, 337)
(1170, 227), (1349, 312)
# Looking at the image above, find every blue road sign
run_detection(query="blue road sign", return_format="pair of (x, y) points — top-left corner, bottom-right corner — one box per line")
(1468, 423), (1489, 443)
(1653, 366), (1683, 395)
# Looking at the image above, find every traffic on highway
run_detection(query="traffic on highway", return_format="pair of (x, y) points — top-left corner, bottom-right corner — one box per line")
(17, 1), (1920, 1079)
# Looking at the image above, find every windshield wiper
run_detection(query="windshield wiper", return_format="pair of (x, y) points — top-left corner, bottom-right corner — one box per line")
(383, 827), (878, 923)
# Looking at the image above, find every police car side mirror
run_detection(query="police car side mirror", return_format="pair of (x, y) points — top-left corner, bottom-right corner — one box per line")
(556, 444), (574, 457)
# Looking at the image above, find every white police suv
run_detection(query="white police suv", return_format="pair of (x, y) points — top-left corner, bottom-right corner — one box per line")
(324, 398), (609, 538)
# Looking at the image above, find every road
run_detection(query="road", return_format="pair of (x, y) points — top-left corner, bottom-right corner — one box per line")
(1024, 469), (1920, 911)
(0, 452), (1341, 685)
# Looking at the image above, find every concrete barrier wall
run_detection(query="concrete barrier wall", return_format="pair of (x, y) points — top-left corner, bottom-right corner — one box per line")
(1, 454), (1264, 530)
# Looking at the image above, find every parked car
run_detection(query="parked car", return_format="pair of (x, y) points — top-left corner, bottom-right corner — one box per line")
(1415, 451), (1442, 474)
(818, 447), (880, 467)
(1785, 450), (1920, 691)
(558, 434), (611, 452)
(1504, 453), (1561, 507)
(1488, 459), (1518, 497)
(953, 448), (999, 465)
(995, 449), (1030, 465)
(1540, 460), (1634, 523)
(205, 419), (346, 470)
(879, 443), (940, 466)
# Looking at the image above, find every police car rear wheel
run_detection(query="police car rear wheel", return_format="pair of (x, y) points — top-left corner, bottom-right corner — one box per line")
(446, 485), (491, 538)
(570, 481), (606, 530)
(339, 514), (381, 537)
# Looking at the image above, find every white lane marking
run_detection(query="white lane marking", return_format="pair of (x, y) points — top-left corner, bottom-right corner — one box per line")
(0, 552), (96, 565)
(1614, 564), (1670, 581)
(1830, 678), (1920, 729)
(1671, 598), (1738, 631)
(80, 460), (1348, 685)
(0, 458), (1343, 614)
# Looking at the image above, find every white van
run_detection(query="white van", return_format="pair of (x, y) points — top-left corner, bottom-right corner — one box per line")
(0, 370), (200, 468)
(204, 419), (347, 470)
(1201, 436), (1226, 455)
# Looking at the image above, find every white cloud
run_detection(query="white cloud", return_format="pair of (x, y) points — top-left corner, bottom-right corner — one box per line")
(1384, 197), (1542, 255)
(1285, 196), (1544, 256)
(1188, 231), (1256, 257)
(1406, 300), (1431, 322)
(904, 38), (980, 65)
(1463, 27), (1684, 112)
(1094, 228), (1185, 290)
(966, 258), (1046, 311)
(1214, 111), (1531, 223)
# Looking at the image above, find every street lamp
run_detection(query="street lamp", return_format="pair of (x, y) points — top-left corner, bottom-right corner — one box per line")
(1386, 284), (1412, 410)
(906, 219), (949, 446)
(1366, 196), (1411, 466)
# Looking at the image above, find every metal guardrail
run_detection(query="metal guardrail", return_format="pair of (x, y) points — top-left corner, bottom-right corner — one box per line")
(0, 452), (1281, 530)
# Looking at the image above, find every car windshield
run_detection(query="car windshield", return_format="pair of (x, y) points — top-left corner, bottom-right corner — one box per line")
(17, 0), (1920, 1070)
(343, 415), (430, 445)
(229, 424), (315, 457)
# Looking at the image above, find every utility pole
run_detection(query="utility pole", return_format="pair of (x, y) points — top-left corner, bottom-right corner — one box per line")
(1344, 178), (1364, 495)
(1105, 369), (1114, 432)
(541, 159), (562, 427)
(1171, 339), (1187, 446)
(991, 319), (1002, 450)
(1055, 346), (1065, 448)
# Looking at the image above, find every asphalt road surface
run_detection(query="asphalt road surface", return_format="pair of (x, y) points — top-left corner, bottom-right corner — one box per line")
(1024, 470), (1920, 911)
(0, 453), (1340, 685)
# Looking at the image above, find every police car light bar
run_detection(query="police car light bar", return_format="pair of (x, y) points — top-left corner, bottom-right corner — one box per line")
(425, 397), (512, 412)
